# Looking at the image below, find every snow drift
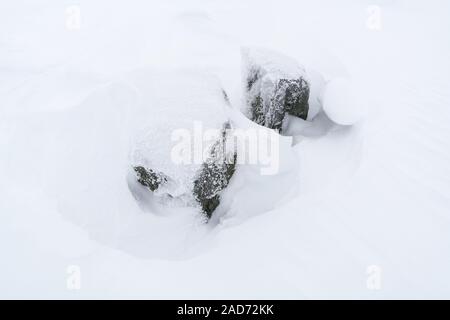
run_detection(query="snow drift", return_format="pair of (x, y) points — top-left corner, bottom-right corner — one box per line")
(1, 0), (450, 299)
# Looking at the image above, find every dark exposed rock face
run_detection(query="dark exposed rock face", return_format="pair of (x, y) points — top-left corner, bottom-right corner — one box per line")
(134, 166), (169, 192)
(247, 74), (310, 132)
(273, 78), (309, 120)
(193, 122), (237, 219)
(243, 48), (311, 133)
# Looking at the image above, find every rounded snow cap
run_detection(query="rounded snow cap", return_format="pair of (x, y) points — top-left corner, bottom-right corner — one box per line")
(322, 77), (365, 125)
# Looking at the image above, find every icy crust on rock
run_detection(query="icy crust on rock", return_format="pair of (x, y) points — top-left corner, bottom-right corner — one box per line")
(128, 70), (230, 200)
(242, 47), (311, 132)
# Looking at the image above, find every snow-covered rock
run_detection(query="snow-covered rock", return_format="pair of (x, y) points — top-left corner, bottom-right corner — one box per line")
(241, 47), (311, 133)
(127, 69), (236, 218)
(133, 166), (172, 192)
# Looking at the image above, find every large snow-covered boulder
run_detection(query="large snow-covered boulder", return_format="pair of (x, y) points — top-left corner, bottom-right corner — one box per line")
(242, 47), (311, 133)
(127, 70), (236, 219)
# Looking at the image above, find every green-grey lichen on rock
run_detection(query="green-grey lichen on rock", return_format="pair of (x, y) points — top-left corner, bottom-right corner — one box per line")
(133, 166), (169, 192)
(193, 122), (237, 219)
(243, 47), (311, 133)
(268, 78), (310, 131)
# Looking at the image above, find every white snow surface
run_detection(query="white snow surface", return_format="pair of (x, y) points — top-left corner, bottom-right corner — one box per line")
(242, 47), (308, 81)
(1, 0), (450, 299)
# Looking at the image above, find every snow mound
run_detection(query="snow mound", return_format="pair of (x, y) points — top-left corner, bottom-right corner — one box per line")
(322, 78), (365, 125)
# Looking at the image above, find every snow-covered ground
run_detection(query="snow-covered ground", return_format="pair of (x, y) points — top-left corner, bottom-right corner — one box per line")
(1, 0), (450, 299)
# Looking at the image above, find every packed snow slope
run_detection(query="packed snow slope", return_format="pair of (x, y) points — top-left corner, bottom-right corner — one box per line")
(1, 0), (450, 298)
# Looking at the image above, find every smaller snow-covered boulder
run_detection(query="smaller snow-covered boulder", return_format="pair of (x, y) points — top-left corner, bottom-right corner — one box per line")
(242, 47), (311, 133)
